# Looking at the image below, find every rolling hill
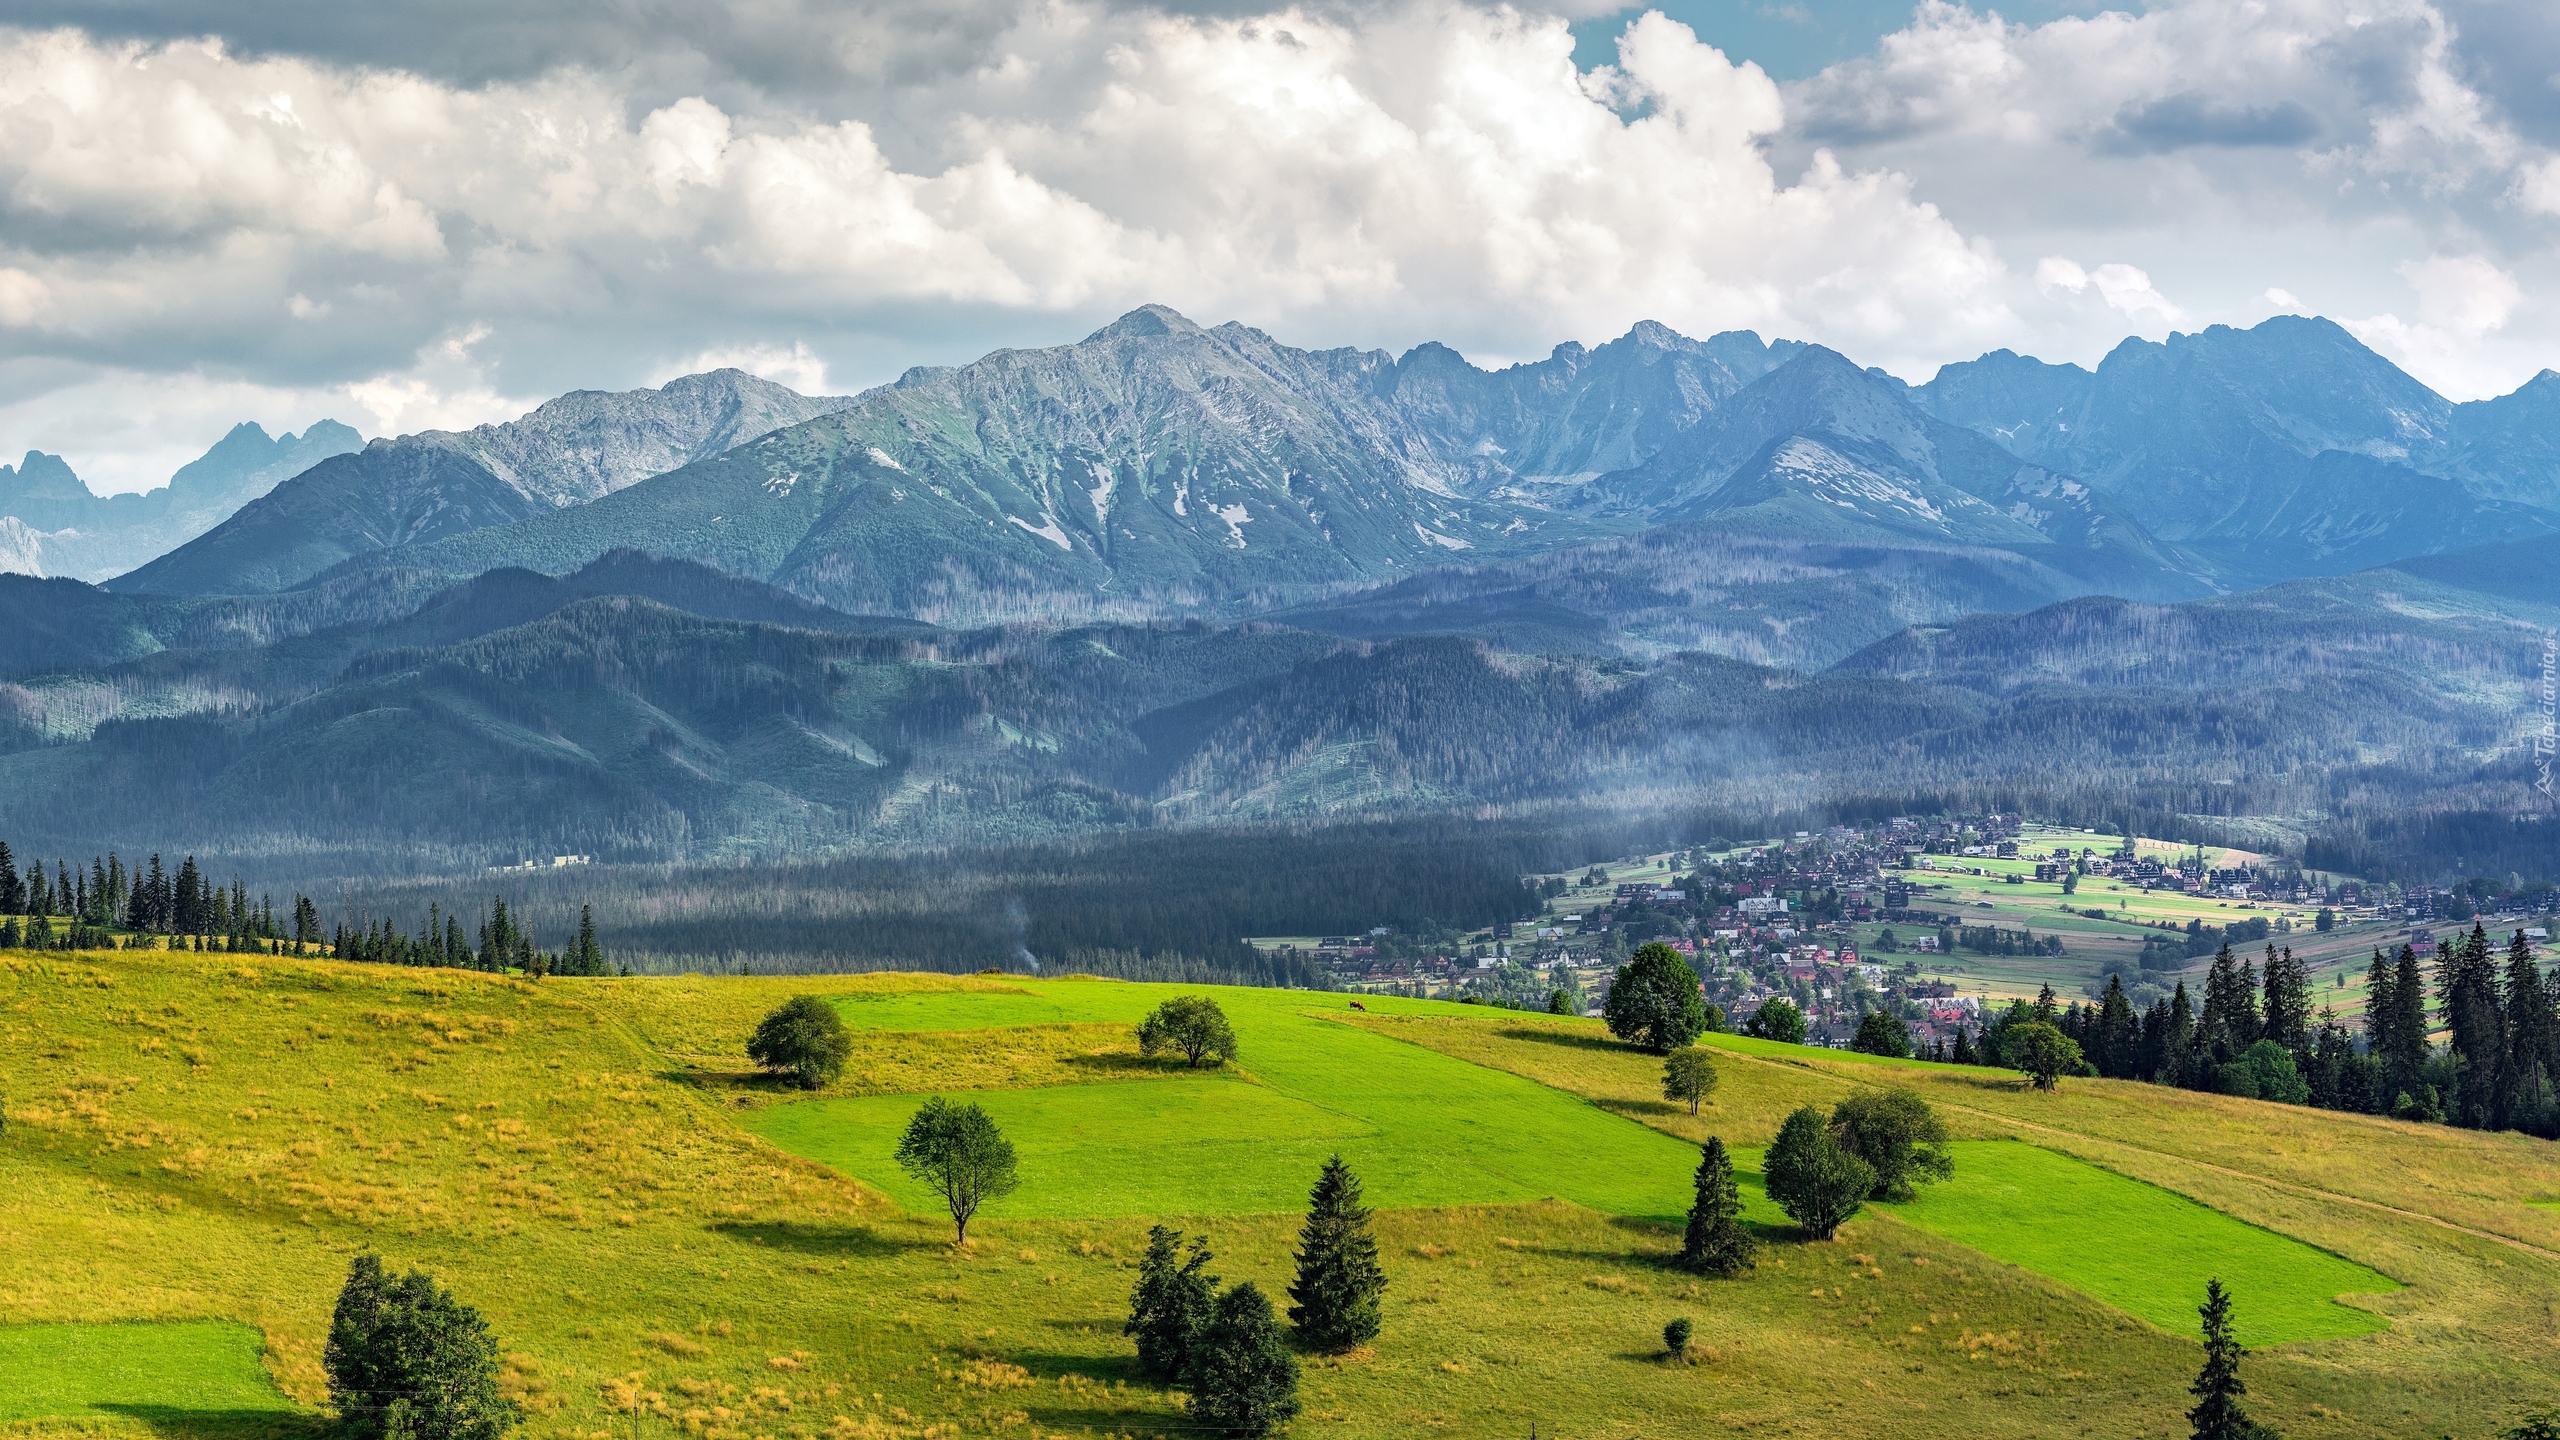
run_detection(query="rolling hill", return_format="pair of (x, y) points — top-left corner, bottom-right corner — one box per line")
(2, 956), (2554, 1440)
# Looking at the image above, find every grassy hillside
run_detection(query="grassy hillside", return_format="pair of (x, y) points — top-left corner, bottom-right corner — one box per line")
(3, 952), (2557, 1439)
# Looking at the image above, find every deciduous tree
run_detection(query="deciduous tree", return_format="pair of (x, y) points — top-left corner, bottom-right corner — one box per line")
(326, 1254), (519, 1440)
(894, 1097), (1019, 1244)
(746, 995), (853, 1090)
(2010, 1021), (2082, 1091)
(1828, 1089), (1952, 1201)
(1744, 998), (1807, 1045)
(1604, 942), (1708, 1053)
(1762, 1106), (1873, 1241)
(1662, 1047), (1718, 1115)
(1137, 996), (1239, 1069)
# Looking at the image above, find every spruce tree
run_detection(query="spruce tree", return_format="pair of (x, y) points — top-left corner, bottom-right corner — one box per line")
(2093, 974), (2138, 1078)
(2503, 931), (2557, 1136)
(1678, 1137), (1755, 1276)
(2387, 944), (2433, 1113)
(2187, 1277), (2259, 1440)
(1126, 1224), (1217, 1382)
(1950, 1027), (1977, 1066)
(2260, 944), (2311, 1055)
(1287, 1154), (1386, 1352)
(2165, 981), (2200, 1088)
(2441, 923), (2506, 1129)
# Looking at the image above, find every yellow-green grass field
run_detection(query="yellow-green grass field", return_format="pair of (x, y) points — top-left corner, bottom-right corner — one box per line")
(4, 950), (2560, 1440)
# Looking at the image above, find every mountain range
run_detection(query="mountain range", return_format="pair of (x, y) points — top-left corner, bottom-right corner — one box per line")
(0, 421), (364, 581)
(0, 306), (2552, 876)
(92, 307), (2560, 627)
(108, 369), (851, 596)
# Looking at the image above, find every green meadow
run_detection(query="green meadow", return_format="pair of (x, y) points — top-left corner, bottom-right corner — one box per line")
(0, 1321), (296, 1422)
(1877, 1142), (2393, 1345)
(3, 955), (2559, 1439)
(748, 983), (1699, 1218)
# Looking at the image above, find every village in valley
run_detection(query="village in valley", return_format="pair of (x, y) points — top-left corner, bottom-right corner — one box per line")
(1257, 817), (2560, 1051)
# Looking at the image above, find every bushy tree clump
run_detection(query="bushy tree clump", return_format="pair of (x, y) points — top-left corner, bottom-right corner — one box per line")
(1745, 998), (1807, 1044)
(1127, 1225), (1218, 1382)
(1763, 1106), (1873, 1240)
(1828, 1089), (1952, 1201)
(1604, 943), (1708, 1053)
(746, 995), (852, 1089)
(1187, 1283), (1301, 1438)
(1138, 996), (1239, 1068)
(326, 1255), (519, 1440)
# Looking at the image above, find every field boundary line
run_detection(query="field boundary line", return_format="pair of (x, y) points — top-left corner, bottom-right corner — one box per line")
(1720, 1048), (2560, 1265)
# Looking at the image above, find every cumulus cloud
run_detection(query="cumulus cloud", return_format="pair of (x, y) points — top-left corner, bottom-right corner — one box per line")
(8, 0), (2560, 484)
(0, 6), (2019, 488)
(1786, 0), (2560, 396)
(2034, 257), (2187, 329)
(2346, 253), (2528, 400)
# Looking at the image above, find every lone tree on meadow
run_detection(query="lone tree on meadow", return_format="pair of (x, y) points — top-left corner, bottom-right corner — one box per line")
(894, 1097), (1019, 1244)
(1678, 1137), (1756, 1276)
(1851, 1010), (1912, 1059)
(1662, 1046), (1719, 1115)
(2189, 1278), (2271, 1440)
(1288, 1154), (1387, 1352)
(1605, 942), (1709, 1053)
(1762, 1105), (1874, 1241)
(1137, 995), (1239, 1068)
(2010, 1021), (2084, 1092)
(746, 994), (853, 1090)
(1186, 1282), (1302, 1438)
(1828, 1089), (1953, 1201)
(1126, 1225), (1218, 1382)
(326, 1254), (519, 1440)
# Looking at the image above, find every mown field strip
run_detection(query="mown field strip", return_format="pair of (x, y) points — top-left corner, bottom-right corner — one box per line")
(0, 1321), (297, 1422)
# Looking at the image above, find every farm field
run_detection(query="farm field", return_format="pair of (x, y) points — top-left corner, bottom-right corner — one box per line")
(0, 1320), (296, 1423)
(1876, 1142), (2393, 1345)
(2, 950), (2558, 1439)
(747, 984), (1699, 1219)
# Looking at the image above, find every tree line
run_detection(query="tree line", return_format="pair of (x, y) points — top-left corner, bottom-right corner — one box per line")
(331, 899), (614, 978)
(2015, 927), (2560, 1138)
(0, 842), (308, 952)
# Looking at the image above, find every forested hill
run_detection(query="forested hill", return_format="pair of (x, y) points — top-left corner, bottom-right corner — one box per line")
(0, 547), (2535, 875)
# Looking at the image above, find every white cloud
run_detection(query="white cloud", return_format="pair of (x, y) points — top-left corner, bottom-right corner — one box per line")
(0, 5), (2018, 482)
(1785, 0), (2560, 395)
(659, 341), (837, 397)
(2399, 253), (2523, 335)
(2345, 253), (2527, 398)
(2035, 256), (2186, 328)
